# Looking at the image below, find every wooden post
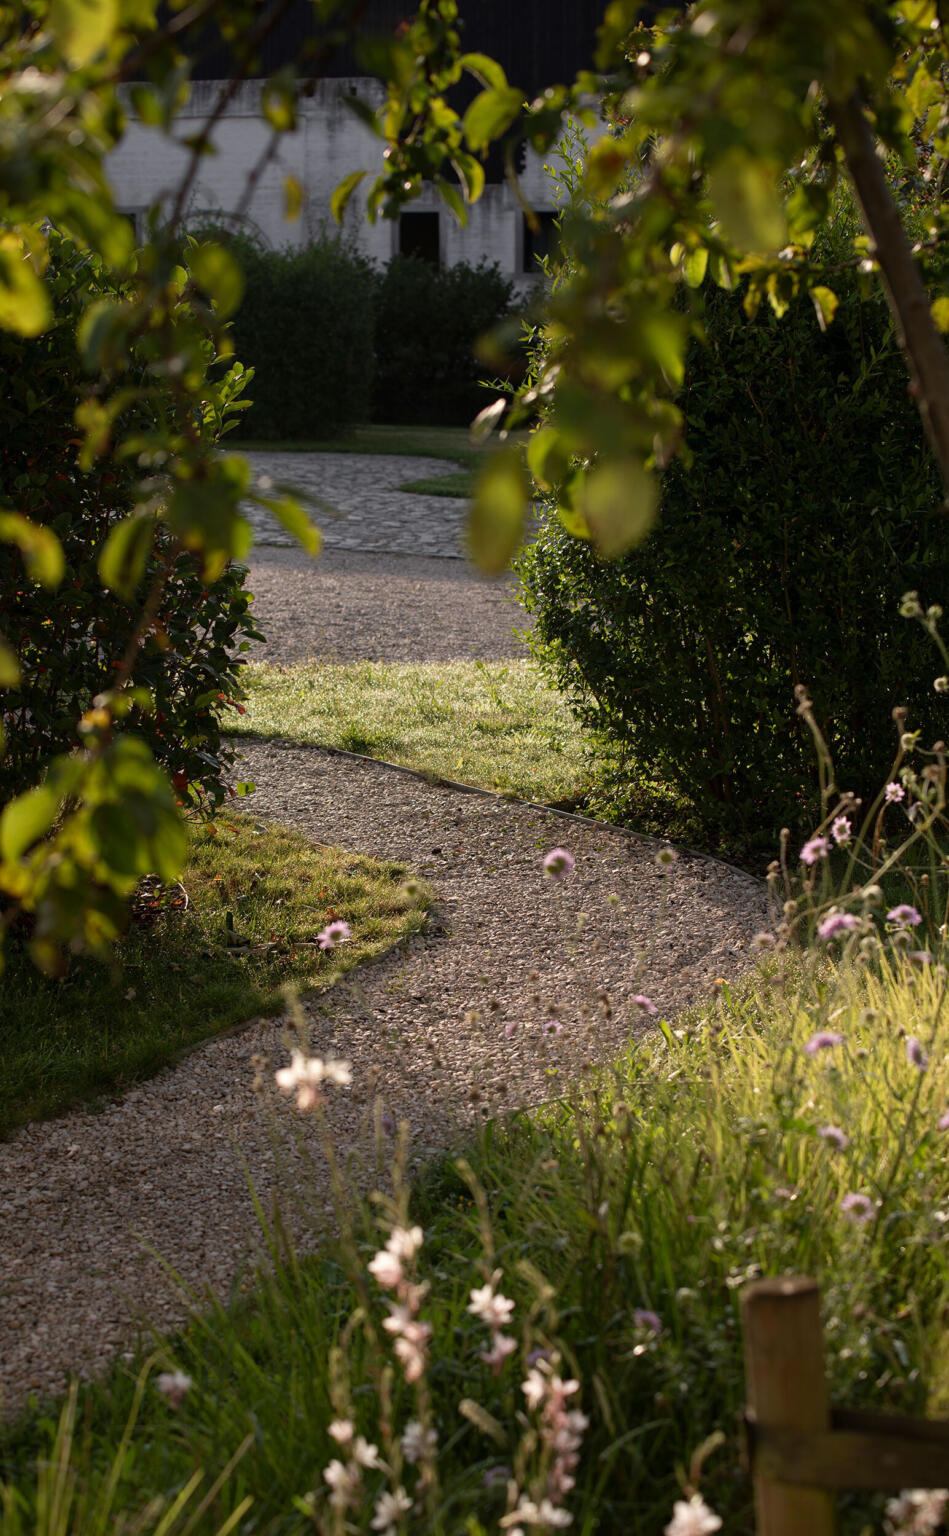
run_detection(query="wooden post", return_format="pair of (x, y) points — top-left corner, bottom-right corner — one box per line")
(742, 1276), (836, 1536)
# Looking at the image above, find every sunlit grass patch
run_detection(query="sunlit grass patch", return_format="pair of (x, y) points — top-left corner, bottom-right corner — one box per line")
(0, 816), (427, 1138)
(233, 659), (593, 805)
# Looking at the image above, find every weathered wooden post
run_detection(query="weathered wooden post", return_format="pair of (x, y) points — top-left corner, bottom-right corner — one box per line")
(741, 1276), (836, 1536)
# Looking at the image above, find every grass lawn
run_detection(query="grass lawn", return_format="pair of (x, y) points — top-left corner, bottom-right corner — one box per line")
(3, 948), (947, 1534)
(232, 659), (593, 806)
(0, 816), (427, 1140)
(238, 424), (482, 469)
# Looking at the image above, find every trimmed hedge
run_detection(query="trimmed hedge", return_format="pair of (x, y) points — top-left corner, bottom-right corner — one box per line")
(226, 234), (376, 440)
(517, 272), (949, 855)
(371, 254), (515, 425)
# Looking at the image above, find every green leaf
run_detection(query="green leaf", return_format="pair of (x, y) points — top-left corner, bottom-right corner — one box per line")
(188, 242), (244, 319)
(526, 425), (568, 491)
(811, 285), (840, 333)
(331, 170), (367, 225)
(463, 87), (524, 154)
(707, 152), (787, 254)
(0, 235), (51, 338)
(460, 51), (509, 91)
(0, 512), (64, 587)
(262, 75), (296, 132)
(683, 246), (708, 288)
(579, 457), (658, 558)
(284, 174), (303, 222)
(98, 513), (156, 599)
(49, 0), (118, 64)
(435, 177), (468, 226)
(468, 448), (529, 574)
(0, 636), (20, 688)
(256, 495), (321, 556)
(452, 151), (485, 206)
(1, 785), (60, 862)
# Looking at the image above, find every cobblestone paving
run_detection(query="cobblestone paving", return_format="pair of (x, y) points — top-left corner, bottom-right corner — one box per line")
(243, 451), (469, 556)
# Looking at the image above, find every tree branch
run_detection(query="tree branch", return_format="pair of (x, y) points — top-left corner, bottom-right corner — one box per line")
(829, 90), (949, 498)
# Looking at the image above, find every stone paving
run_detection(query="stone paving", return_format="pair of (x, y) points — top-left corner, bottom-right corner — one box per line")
(243, 450), (470, 556)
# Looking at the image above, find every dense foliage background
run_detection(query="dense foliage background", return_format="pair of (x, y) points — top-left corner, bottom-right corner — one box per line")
(518, 267), (949, 855)
(0, 233), (262, 814)
(220, 232), (515, 437)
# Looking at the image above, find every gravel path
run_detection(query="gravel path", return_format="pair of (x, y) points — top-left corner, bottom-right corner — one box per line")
(245, 546), (530, 665)
(0, 450), (769, 1418)
(0, 743), (767, 1416)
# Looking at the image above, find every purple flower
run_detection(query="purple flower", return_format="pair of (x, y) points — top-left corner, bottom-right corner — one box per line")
(939, 1110), (949, 1132)
(633, 1309), (662, 1335)
(906, 1036), (929, 1070)
(885, 781), (905, 803)
(542, 1019), (563, 1037)
(381, 1112), (396, 1137)
(804, 1030), (844, 1055)
(818, 1124), (849, 1150)
(543, 848), (575, 878)
(800, 835), (831, 866)
(909, 949), (934, 966)
(841, 1192), (874, 1222)
(816, 912), (859, 941)
(504, 1020), (518, 1039)
(317, 919), (352, 950)
(831, 816), (852, 845)
(887, 904), (922, 927)
(632, 994), (657, 1014)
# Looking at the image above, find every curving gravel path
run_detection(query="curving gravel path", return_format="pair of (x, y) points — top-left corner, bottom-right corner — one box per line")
(0, 452), (770, 1418)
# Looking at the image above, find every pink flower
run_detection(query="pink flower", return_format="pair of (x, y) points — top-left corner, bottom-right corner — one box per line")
(804, 1030), (844, 1055)
(318, 919), (352, 950)
(632, 994), (657, 1013)
(818, 1125), (849, 1150)
(368, 1251), (403, 1289)
(887, 904), (922, 927)
(885, 781), (905, 803)
(841, 1191), (875, 1221)
(543, 848), (575, 878)
(817, 912), (859, 941)
(831, 815), (852, 845)
(542, 1018), (563, 1037)
(505, 1020), (518, 1038)
(468, 1278), (515, 1330)
(633, 1308), (662, 1334)
(480, 1333), (518, 1372)
(906, 1036), (929, 1070)
(800, 835), (830, 865)
(939, 1110), (949, 1131)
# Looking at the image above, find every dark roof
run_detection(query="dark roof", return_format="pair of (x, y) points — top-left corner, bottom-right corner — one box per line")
(186, 1), (606, 95)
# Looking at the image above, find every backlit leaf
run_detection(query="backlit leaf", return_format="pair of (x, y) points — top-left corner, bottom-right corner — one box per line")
(1, 785), (60, 862)
(468, 448), (529, 574)
(49, 0), (118, 64)
(579, 457), (658, 557)
(284, 174), (303, 222)
(0, 235), (51, 338)
(0, 636), (20, 688)
(331, 170), (367, 225)
(463, 87), (523, 154)
(257, 495), (321, 556)
(811, 285), (840, 332)
(707, 152), (786, 254)
(188, 242), (244, 319)
(98, 512), (156, 599)
(0, 512), (64, 587)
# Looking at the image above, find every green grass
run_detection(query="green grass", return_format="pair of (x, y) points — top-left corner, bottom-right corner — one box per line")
(0, 816), (427, 1139)
(4, 948), (949, 1533)
(396, 471), (475, 498)
(237, 424), (482, 469)
(233, 659), (593, 806)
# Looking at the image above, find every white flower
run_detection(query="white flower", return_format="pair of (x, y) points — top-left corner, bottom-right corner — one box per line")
(468, 1277), (515, 1330)
(322, 1058), (352, 1086)
(401, 1419), (437, 1464)
(665, 1493), (723, 1536)
(480, 1333), (518, 1371)
(386, 1224), (424, 1261)
(394, 1335), (428, 1382)
(502, 1496), (572, 1528)
(371, 1486), (412, 1535)
(328, 1418), (353, 1445)
(352, 1435), (383, 1469)
(274, 1051), (351, 1109)
(155, 1370), (191, 1409)
(521, 1366), (547, 1411)
(885, 1488), (949, 1535)
(382, 1303), (413, 1336)
(369, 1250), (403, 1289)
(323, 1458), (359, 1511)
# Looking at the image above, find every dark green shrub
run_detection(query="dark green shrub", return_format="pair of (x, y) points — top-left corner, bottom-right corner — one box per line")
(226, 233), (375, 440)
(518, 274), (949, 856)
(0, 232), (261, 812)
(372, 254), (515, 425)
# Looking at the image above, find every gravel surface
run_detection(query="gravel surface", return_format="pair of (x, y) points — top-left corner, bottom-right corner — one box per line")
(245, 546), (530, 665)
(0, 450), (770, 1418)
(0, 742), (768, 1417)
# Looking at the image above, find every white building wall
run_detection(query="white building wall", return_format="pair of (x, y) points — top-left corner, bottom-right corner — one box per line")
(109, 78), (598, 282)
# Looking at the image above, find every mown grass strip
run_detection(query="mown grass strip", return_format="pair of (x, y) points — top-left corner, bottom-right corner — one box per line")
(238, 424), (481, 469)
(232, 659), (592, 807)
(396, 471), (475, 498)
(0, 816), (427, 1139)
